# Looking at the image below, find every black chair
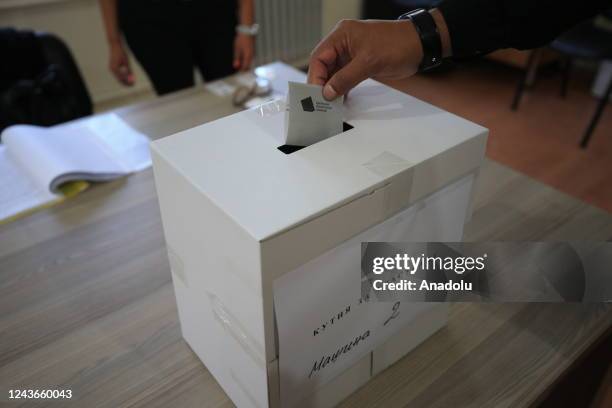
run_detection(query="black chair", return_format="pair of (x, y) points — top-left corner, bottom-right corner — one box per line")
(0, 28), (92, 134)
(38, 32), (92, 117)
(511, 18), (612, 148)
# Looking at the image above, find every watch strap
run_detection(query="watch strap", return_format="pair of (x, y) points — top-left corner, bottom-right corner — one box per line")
(398, 9), (442, 72)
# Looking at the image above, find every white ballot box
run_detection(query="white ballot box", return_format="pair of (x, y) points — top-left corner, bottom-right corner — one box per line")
(151, 63), (487, 408)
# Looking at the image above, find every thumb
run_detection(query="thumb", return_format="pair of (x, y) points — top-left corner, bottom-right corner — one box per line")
(121, 58), (135, 84)
(323, 58), (369, 100)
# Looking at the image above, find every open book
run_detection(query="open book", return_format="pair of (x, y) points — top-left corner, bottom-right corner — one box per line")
(0, 113), (151, 223)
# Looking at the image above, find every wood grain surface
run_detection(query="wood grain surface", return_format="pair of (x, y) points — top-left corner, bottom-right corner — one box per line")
(0, 77), (611, 408)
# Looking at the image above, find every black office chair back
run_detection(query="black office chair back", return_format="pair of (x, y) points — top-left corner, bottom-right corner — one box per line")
(0, 28), (92, 133)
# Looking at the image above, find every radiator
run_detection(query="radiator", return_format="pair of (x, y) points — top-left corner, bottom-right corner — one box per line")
(254, 0), (322, 66)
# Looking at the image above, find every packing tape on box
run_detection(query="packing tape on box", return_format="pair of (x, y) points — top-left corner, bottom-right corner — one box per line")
(207, 291), (267, 368)
(254, 98), (286, 117)
(243, 99), (286, 145)
(362, 151), (412, 178)
(362, 151), (415, 217)
(167, 245), (188, 287)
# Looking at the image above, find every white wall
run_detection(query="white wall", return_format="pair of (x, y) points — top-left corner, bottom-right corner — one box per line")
(0, 0), (152, 104)
(321, 0), (362, 36)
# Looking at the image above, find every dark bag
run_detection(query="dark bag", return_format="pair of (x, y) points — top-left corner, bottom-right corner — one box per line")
(0, 28), (92, 134)
(0, 64), (82, 129)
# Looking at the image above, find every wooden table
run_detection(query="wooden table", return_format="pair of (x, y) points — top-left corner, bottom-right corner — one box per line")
(1, 76), (611, 408)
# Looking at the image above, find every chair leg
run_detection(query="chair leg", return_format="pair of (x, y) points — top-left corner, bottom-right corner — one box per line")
(580, 75), (612, 148)
(560, 57), (572, 98)
(512, 49), (540, 111)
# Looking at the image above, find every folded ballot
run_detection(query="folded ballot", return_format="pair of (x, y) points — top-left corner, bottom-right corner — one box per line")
(285, 81), (344, 146)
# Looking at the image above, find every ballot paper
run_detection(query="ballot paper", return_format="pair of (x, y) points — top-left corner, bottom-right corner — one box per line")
(285, 81), (343, 146)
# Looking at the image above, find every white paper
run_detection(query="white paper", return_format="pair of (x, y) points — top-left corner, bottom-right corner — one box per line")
(273, 174), (475, 407)
(205, 80), (236, 97)
(285, 82), (343, 146)
(0, 146), (59, 221)
(0, 113), (151, 221)
(79, 113), (152, 172)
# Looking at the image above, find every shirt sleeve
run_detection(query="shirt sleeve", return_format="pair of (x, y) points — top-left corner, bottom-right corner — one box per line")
(437, 0), (611, 58)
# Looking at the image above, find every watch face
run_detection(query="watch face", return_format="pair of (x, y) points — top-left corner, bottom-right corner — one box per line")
(398, 8), (426, 20)
(237, 24), (259, 35)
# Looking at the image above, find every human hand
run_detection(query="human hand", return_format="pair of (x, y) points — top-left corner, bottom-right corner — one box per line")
(109, 42), (134, 86)
(308, 19), (424, 100)
(233, 33), (255, 71)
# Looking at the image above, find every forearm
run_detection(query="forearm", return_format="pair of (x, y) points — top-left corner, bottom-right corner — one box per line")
(438, 0), (610, 57)
(98, 0), (121, 45)
(237, 0), (255, 26)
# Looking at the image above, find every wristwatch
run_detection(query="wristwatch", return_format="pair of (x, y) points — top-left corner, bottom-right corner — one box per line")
(398, 9), (442, 72)
(236, 23), (260, 36)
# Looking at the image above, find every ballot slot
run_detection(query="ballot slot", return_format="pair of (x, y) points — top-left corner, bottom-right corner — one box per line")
(277, 122), (354, 155)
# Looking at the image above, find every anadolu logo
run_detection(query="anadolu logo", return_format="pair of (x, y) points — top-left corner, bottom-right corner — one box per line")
(301, 97), (315, 112)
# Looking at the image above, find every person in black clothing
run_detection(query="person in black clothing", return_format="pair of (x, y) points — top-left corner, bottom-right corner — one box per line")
(308, 0), (611, 100)
(99, 0), (256, 95)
